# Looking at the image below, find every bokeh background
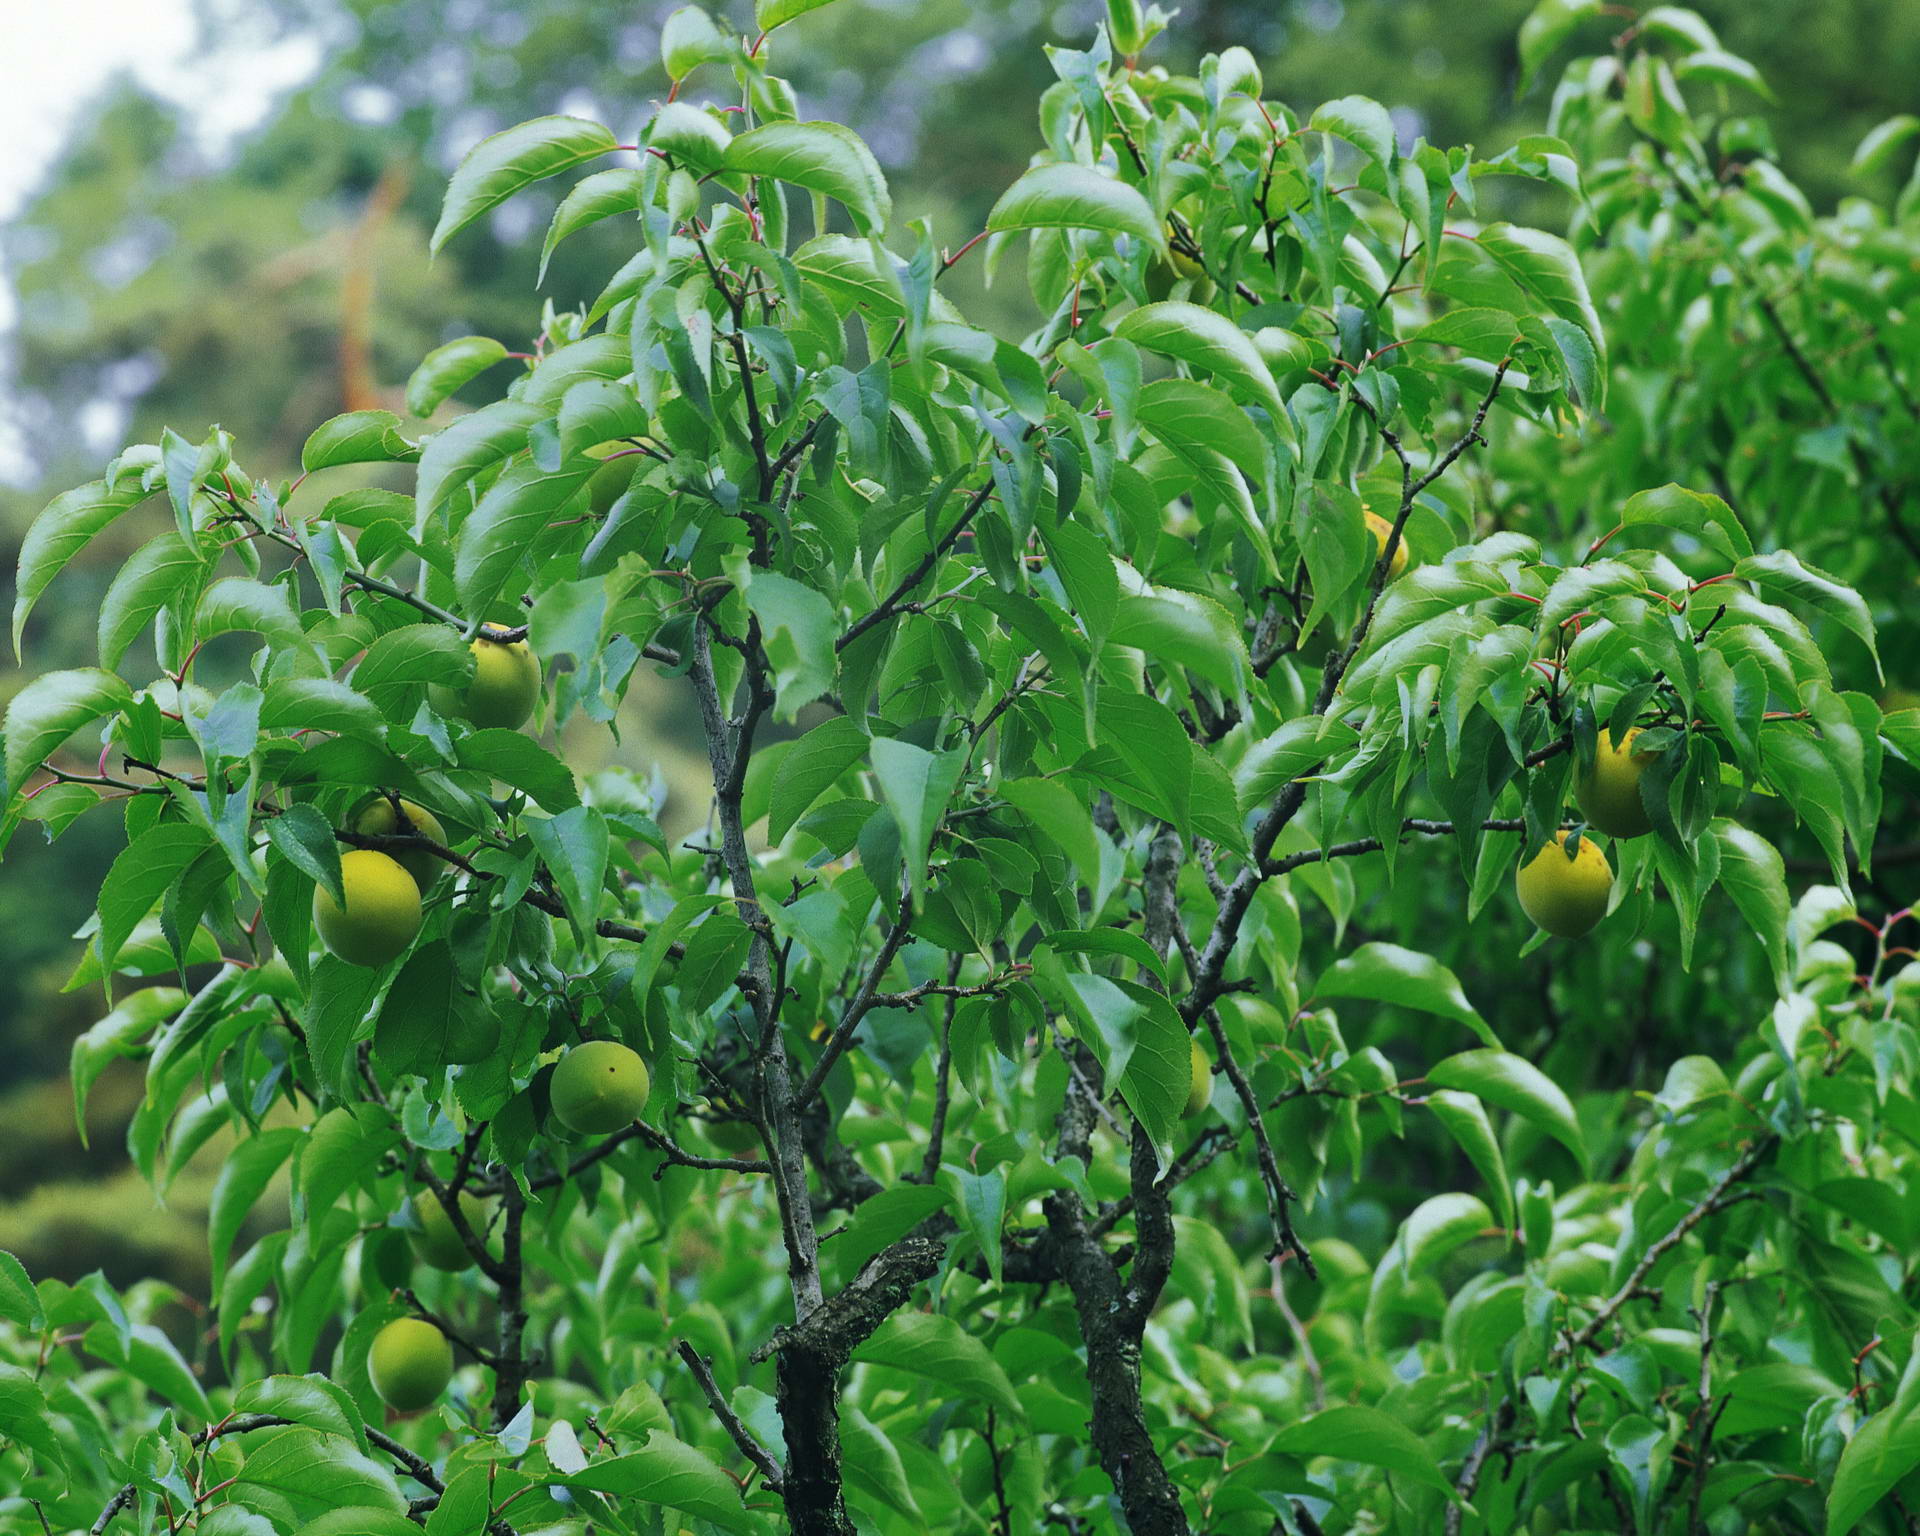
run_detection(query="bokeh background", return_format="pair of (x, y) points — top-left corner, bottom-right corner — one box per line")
(0, 0), (1911, 1291)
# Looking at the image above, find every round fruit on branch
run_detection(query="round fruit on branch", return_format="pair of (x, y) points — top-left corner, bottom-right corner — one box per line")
(368, 1317), (453, 1412)
(313, 850), (422, 968)
(1515, 831), (1614, 939)
(550, 1040), (652, 1136)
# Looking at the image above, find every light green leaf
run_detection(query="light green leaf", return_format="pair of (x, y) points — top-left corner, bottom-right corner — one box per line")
(567, 1430), (753, 1533)
(855, 1312), (1023, 1417)
(1713, 820), (1790, 984)
(1427, 1048), (1589, 1173)
(1426, 1090), (1514, 1235)
(404, 337), (510, 419)
(454, 456), (597, 615)
(660, 6), (733, 81)
(98, 821), (215, 977)
(1313, 943), (1496, 1046)
(726, 121), (891, 236)
(757, 0), (841, 27)
(301, 411), (418, 472)
(988, 163), (1163, 252)
(744, 569), (837, 720)
(4, 668), (132, 795)
(869, 737), (965, 905)
(98, 530), (209, 669)
(1620, 483), (1753, 562)
(431, 116), (619, 255)
(1736, 549), (1880, 681)
(1114, 301), (1285, 418)
(1269, 1403), (1456, 1497)
(13, 480), (149, 659)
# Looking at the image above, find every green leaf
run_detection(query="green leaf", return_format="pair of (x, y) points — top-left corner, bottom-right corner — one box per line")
(4, 667), (132, 796)
(1518, 0), (1603, 87)
(1313, 943), (1497, 1047)
(869, 737), (966, 905)
(0, 1364), (67, 1476)
(1737, 549), (1880, 681)
(537, 170), (646, 284)
(98, 821), (216, 977)
(757, 0), (841, 27)
(559, 379), (649, 458)
(1475, 222), (1606, 382)
(268, 803), (346, 907)
(1392, 1191), (1496, 1277)
(725, 121), (891, 236)
(431, 116), (620, 255)
(1135, 378), (1276, 575)
(648, 102), (733, 171)
(455, 456), (598, 615)
(1713, 820), (1790, 984)
(301, 411), (418, 473)
(941, 1165), (1007, 1284)
(98, 530), (209, 668)
(210, 1127), (301, 1289)
(1309, 95), (1398, 179)
(840, 1407), (922, 1523)
(660, 6), (732, 81)
(415, 400), (550, 524)
(854, 1312), (1023, 1417)
(234, 1425), (407, 1519)
(1114, 301), (1285, 418)
(1427, 1048), (1589, 1173)
(567, 1430), (753, 1533)
(197, 578), (316, 661)
(769, 716), (868, 843)
(13, 480), (148, 659)
(455, 730), (580, 812)
(1852, 114), (1920, 177)
(529, 805), (610, 941)
(1620, 483), (1752, 562)
(1268, 1403), (1455, 1497)
(405, 337), (510, 418)
(1427, 1090), (1514, 1235)
(0, 1253), (41, 1331)
(988, 163), (1164, 252)
(743, 569), (837, 720)
(352, 624), (471, 719)
(1000, 776), (1102, 888)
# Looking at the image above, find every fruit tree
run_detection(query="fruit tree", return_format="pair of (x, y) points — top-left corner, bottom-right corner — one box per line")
(3, 1), (1917, 1534)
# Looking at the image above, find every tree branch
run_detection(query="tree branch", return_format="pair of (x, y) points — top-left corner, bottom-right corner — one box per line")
(678, 1340), (785, 1493)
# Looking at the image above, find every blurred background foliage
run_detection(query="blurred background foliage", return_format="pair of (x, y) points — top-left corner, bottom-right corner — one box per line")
(1, 0), (1915, 1292)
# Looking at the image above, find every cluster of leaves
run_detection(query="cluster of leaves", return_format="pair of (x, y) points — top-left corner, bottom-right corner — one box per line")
(1, 1), (1917, 1534)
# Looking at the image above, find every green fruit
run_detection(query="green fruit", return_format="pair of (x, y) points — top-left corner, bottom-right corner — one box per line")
(1573, 727), (1658, 838)
(313, 851), (422, 968)
(585, 457), (636, 515)
(551, 1040), (652, 1135)
(367, 1318), (453, 1412)
(352, 796), (448, 890)
(430, 631), (541, 731)
(405, 1190), (490, 1272)
(1183, 1036), (1212, 1118)
(1515, 832), (1614, 938)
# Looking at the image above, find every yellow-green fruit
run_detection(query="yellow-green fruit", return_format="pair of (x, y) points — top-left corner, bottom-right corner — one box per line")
(551, 1040), (652, 1135)
(1515, 832), (1614, 938)
(1364, 509), (1409, 581)
(585, 457), (635, 515)
(1183, 1036), (1212, 1118)
(352, 797), (448, 890)
(406, 1190), (490, 1272)
(1574, 727), (1659, 838)
(430, 632), (541, 731)
(313, 851), (422, 968)
(367, 1318), (453, 1412)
